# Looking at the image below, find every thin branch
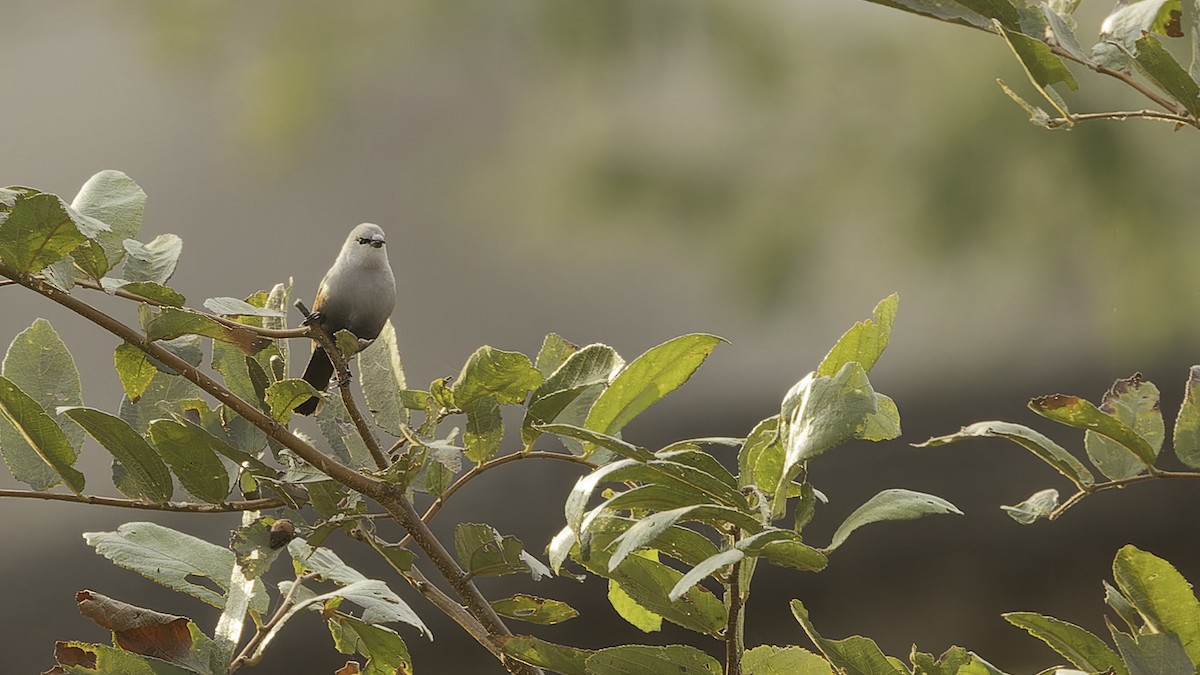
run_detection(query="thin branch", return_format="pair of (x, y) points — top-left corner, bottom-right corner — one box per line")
(1045, 109), (1197, 128)
(1049, 43), (1199, 128)
(0, 263), (540, 674)
(400, 450), (596, 547)
(0, 261), (382, 498)
(229, 571), (321, 672)
(1049, 469), (1200, 520)
(724, 528), (745, 675)
(293, 299), (390, 470)
(0, 489), (286, 513)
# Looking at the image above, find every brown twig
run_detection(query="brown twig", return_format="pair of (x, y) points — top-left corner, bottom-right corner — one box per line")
(1048, 43), (1199, 128)
(399, 450), (596, 547)
(724, 528), (745, 675)
(0, 489), (285, 513)
(228, 571), (321, 672)
(1, 263), (540, 675)
(293, 299), (390, 470)
(1050, 469), (1200, 520)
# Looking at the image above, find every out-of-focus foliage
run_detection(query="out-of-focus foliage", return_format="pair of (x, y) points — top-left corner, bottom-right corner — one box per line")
(108, 1), (1200, 346)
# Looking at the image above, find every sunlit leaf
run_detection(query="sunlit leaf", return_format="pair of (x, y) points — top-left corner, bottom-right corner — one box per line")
(1004, 612), (1128, 675)
(791, 600), (906, 674)
(453, 345), (543, 407)
(825, 489), (962, 551)
(742, 645), (832, 675)
(1174, 366), (1200, 468)
(584, 333), (725, 442)
(585, 644), (722, 675)
(1029, 393), (1156, 477)
(1112, 545), (1200, 664)
(123, 233), (182, 285)
(0, 191), (86, 273)
(84, 522), (269, 614)
(918, 420), (1094, 488)
(817, 293), (898, 377)
(1001, 488), (1060, 525)
(358, 320), (407, 436)
(0, 376), (85, 493)
(71, 169), (146, 268)
(499, 635), (591, 675)
(490, 594), (579, 625)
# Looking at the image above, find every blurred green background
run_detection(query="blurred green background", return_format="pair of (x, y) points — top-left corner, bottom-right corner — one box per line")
(3, 1), (1199, 672)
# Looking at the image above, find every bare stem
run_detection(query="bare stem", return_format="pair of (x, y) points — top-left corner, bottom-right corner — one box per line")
(1050, 469), (1200, 520)
(1049, 43), (1199, 128)
(1045, 109), (1197, 128)
(0, 489), (285, 513)
(400, 450), (596, 547)
(228, 571), (321, 673)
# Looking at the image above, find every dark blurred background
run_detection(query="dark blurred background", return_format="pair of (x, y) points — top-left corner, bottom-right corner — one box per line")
(3, 2), (1199, 673)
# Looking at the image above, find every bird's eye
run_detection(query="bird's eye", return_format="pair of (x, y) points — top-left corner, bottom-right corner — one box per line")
(357, 237), (371, 245)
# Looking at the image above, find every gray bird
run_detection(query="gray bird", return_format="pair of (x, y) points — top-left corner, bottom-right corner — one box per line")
(295, 223), (396, 415)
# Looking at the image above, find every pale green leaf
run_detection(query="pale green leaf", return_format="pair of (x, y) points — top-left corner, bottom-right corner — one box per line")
(122, 233), (182, 284)
(1030, 394), (1157, 477)
(491, 594), (579, 625)
(70, 169), (146, 268)
(454, 345), (543, 407)
(743, 645), (832, 675)
(918, 420), (1094, 487)
(817, 293), (898, 377)
(826, 489), (962, 551)
(585, 644), (722, 675)
(84, 522), (269, 614)
(0, 191), (86, 273)
(358, 320), (407, 436)
(1113, 545), (1200, 664)
(148, 419), (232, 504)
(0, 376), (85, 492)
(328, 614), (413, 675)
(1001, 488), (1060, 525)
(1173, 366), (1200, 468)
(500, 636), (591, 675)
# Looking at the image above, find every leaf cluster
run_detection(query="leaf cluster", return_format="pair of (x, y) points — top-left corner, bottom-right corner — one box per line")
(864, 0), (1200, 130)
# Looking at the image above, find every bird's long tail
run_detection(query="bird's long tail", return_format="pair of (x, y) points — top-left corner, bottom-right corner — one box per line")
(295, 347), (333, 416)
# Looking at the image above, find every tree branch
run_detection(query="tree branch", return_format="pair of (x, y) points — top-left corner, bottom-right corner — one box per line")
(1049, 43), (1199, 127)
(0, 489), (286, 513)
(1050, 469), (1200, 520)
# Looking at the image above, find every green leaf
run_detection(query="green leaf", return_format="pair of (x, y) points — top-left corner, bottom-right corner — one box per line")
(454, 523), (551, 580)
(122, 233), (182, 284)
(288, 539), (430, 636)
(609, 568), (663, 633)
(264, 379), (319, 424)
(858, 393), (901, 442)
(669, 548), (744, 601)
(1029, 393), (1157, 477)
(491, 594), (579, 625)
(148, 419), (232, 504)
(1001, 488), (1060, 525)
(825, 489), (962, 552)
(327, 614), (413, 675)
(523, 343), (623, 447)
(1084, 374), (1165, 481)
(999, 22), (1078, 92)
(84, 522), (268, 614)
(738, 415), (782, 490)
(817, 293), (898, 377)
(1003, 612), (1128, 675)
(775, 363), (878, 514)
(228, 517), (286, 580)
(500, 635), (591, 675)
(0, 191), (87, 273)
(534, 332), (580, 377)
(859, 0), (991, 30)
(1110, 627), (1193, 675)
(61, 407), (172, 502)
(202, 296), (286, 317)
(609, 558), (725, 636)
(584, 333), (725, 439)
(791, 600), (906, 675)
(143, 308), (270, 356)
(112, 343), (161, 404)
(1113, 545), (1200, 664)
(743, 645), (833, 675)
(453, 345), (543, 407)
(0, 376), (85, 492)
(540, 422), (654, 462)
(585, 644), (722, 675)
(1133, 33), (1200, 116)
(70, 169), (146, 269)
(463, 395), (503, 463)
(738, 529), (828, 572)
(1174, 366), (1200, 468)
(607, 504), (764, 572)
(918, 420), (1095, 488)
(1100, 0), (1184, 51)
(358, 320), (408, 436)
(3, 318), (84, 448)
(48, 641), (196, 675)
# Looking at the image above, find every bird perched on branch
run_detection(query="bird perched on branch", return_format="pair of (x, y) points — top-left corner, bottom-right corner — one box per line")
(295, 223), (396, 415)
